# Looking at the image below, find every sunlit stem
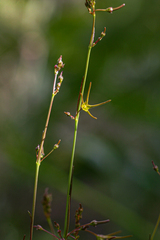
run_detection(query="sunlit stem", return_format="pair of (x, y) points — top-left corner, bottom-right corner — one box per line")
(112, 3), (125, 11)
(63, 8), (96, 240)
(30, 73), (58, 240)
(30, 162), (40, 240)
(41, 139), (61, 162)
(96, 3), (125, 12)
(86, 82), (92, 103)
(80, 11), (96, 103)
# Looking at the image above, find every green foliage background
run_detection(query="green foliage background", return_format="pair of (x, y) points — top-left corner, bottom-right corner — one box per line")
(0, 0), (160, 239)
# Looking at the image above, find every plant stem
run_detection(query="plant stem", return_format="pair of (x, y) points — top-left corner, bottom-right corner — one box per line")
(80, 12), (96, 106)
(150, 214), (160, 240)
(47, 217), (55, 240)
(63, 119), (78, 238)
(63, 10), (96, 239)
(30, 73), (58, 240)
(30, 161), (40, 240)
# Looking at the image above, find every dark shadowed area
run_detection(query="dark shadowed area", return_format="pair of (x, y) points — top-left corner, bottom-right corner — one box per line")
(0, 0), (160, 240)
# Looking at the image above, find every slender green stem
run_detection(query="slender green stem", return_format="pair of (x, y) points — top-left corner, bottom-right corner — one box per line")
(150, 214), (160, 240)
(30, 162), (40, 240)
(64, 119), (78, 238)
(63, 10), (96, 239)
(30, 73), (58, 240)
(79, 12), (96, 110)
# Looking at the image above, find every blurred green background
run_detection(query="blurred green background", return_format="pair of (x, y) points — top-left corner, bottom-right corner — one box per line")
(0, 0), (160, 239)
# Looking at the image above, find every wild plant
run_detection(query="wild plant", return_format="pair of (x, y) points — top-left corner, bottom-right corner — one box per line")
(25, 1), (134, 240)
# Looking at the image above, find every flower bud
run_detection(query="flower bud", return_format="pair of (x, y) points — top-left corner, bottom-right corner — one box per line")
(54, 55), (65, 74)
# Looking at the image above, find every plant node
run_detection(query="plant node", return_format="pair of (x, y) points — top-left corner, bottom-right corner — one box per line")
(54, 55), (65, 74)
(152, 160), (160, 176)
(36, 144), (45, 160)
(80, 82), (111, 119)
(64, 111), (76, 120)
(96, 3), (125, 13)
(92, 27), (106, 47)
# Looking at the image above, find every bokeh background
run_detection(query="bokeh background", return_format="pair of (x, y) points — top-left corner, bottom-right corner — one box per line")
(0, 0), (160, 239)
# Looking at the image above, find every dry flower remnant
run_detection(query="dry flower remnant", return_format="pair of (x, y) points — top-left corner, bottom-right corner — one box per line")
(152, 160), (160, 176)
(80, 82), (111, 119)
